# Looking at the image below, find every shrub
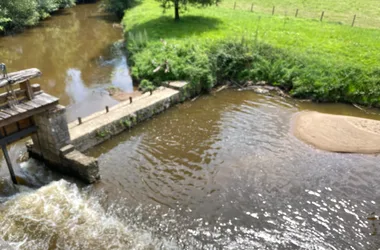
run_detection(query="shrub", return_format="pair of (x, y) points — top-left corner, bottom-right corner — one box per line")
(129, 37), (380, 107)
(139, 79), (155, 92)
(130, 40), (215, 92)
(102, 0), (138, 18)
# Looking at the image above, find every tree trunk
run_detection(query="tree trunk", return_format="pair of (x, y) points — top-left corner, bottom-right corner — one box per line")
(174, 0), (180, 21)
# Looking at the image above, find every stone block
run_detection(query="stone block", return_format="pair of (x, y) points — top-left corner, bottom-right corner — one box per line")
(62, 150), (100, 184)
(60, 144), (75, 156)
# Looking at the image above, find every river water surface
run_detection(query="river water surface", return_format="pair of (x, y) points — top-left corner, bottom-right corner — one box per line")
(0, 2), (380, 250)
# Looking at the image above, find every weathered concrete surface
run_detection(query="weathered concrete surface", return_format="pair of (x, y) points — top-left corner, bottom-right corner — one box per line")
(28, 82), (191, 183)
(293, 111), (380, 154)
(162, 81), (199, 101)
(31, 105), (71, 164)
(28, 143), (100, 184)
(69, 85), (189, 152)
(61, 149), (100, 183)
(28, 105), (100, 184)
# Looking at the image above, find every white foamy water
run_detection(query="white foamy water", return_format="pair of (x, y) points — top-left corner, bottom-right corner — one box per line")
(0, 180), (177, 250)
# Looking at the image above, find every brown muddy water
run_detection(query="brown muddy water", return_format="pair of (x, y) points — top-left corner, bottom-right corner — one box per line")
(0, 2), (133, 122)
(1, 2), (380, 250)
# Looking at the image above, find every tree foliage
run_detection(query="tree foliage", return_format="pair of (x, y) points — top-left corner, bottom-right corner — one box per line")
(0, 0), (75, 32)
(159, 0), (221, 20)
(102, 0), (137, 18)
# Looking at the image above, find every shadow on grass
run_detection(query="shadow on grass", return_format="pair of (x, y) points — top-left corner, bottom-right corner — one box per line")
(128, 15), (222, 40)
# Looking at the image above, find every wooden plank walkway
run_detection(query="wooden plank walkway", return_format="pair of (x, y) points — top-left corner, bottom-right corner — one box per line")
(0, 92), (58, 127)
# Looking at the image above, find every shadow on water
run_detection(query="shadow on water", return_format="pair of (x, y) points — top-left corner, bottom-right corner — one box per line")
(128, 15), (222, 40)
(88, 14), (120, 24)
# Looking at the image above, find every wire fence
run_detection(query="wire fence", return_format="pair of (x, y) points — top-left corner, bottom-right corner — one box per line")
(221, 1), (380, 29)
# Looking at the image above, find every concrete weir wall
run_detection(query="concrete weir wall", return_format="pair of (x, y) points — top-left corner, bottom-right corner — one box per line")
(28, 81), (192, 183)
(68, 82), (191, 152)
(28, 105), (100, 183)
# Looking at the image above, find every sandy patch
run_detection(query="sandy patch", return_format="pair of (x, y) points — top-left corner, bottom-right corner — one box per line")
(293, 111), (380, 154)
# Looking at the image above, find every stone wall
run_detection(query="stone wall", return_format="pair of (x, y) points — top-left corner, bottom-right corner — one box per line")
(31, 105), (70, 165)
(27, 82), (193, 184)
(28, 105), (100, 184)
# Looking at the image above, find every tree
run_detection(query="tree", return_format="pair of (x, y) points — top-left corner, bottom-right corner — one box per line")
(102, 0), (136, 18)
(159, 0), (220, 21)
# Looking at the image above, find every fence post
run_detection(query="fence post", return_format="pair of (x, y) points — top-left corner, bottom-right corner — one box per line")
(234, 2), (236, 9)
(320, 11), (324, 22)
(272, 6), (275, 15)
(78, 117), (82, 125)
(251, 3), (254, 12)
(352, 14), (356, 27)
(295, 9), (298, 17)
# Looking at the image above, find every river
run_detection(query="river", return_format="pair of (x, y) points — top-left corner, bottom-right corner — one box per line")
(0, 2), (380, 250)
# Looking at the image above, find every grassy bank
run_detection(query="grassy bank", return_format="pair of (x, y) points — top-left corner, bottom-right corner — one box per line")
(123, 0), (380, 106)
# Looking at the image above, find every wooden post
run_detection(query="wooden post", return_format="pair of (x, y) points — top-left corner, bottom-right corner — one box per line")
(295, 9), (299, 17)
(78, 117), (82, 125)
(106, 106), (109, 113)
(352, 14), (356, 27)
(234, 2), (236, 9)
(20, 80), (34, 100)
(272, 6), (275, 15)
(2, 145), (17, 184)
(129, 97), (133, 103)
(251, 3), (254, 12)
(150, 90), (153, 95)
(320, 11), (324, 22)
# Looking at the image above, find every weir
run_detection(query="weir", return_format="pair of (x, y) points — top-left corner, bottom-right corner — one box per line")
(0, 67), (193, 184)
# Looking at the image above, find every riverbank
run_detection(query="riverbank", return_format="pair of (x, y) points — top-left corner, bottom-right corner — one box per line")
(122, 0), (380, 107)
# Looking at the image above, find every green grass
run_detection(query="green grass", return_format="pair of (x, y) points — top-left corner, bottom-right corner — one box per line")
(220, 0), (380, 29)
(123, 0), (380, 70)
(122, 0), (380, 106)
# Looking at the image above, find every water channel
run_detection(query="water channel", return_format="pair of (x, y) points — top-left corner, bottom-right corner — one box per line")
(0, 2), (380, 250)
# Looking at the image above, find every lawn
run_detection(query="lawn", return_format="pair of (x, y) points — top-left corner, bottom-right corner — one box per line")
(123, 0), (380, 70)
(219, 0), (380, 29)
(122, 0), (380, 106)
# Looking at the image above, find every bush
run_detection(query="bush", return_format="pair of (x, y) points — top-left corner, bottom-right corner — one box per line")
(139, 79), (155, 92)
(130, 39), (215, 92)
(102, 0), (137, 18)
(128, 37), (380, 107)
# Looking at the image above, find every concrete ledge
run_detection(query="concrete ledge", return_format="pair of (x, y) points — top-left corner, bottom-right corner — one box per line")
(162, 81), (199, 101)
(69, 86), (183, 152)
(26, 81), (194, 184)
(27, 143), (100, 184)
(61, 150), (100, 183)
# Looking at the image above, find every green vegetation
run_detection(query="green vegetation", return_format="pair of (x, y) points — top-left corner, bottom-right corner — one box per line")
(220, 0), (380, 29)
(159, 0), (220, 21)
(102, 0), (137, 18)
(96, 128), (111, 138)
(139, 79), (155, 92)
(0, 0), (75, 32)
(123, 0), (380, 106)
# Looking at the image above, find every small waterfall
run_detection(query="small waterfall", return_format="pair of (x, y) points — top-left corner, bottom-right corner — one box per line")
(0, 180), (177, 250)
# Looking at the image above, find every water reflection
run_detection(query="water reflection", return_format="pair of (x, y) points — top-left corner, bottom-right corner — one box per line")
(0, 3), (134, 120)
(87, 90), (380, 249)
(65, 68), (117, 121)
